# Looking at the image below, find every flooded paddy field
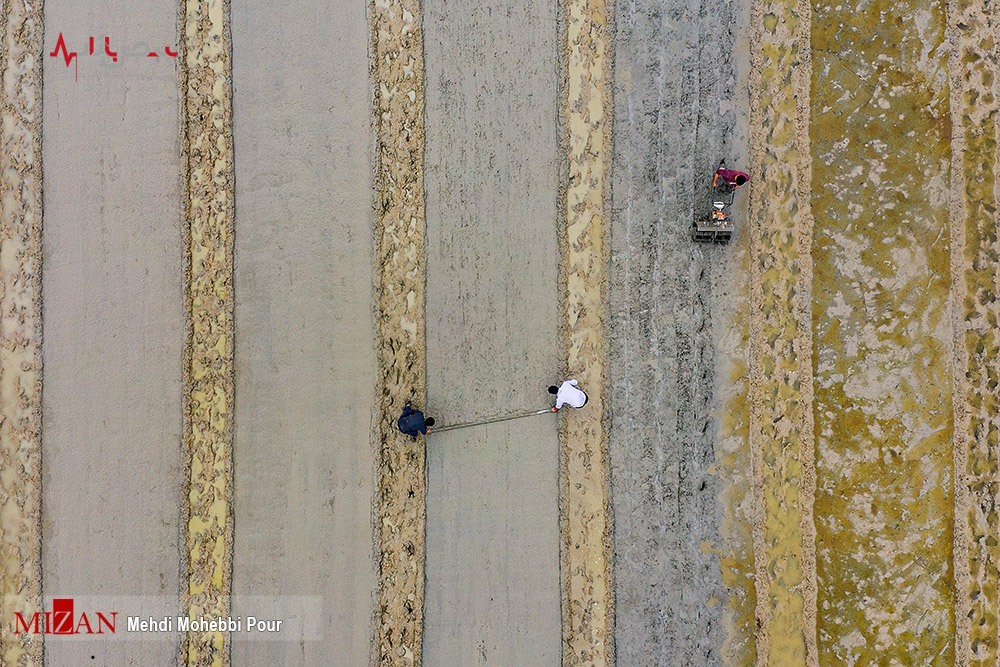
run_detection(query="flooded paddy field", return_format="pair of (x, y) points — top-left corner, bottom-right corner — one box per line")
(0, 0), (997, 665)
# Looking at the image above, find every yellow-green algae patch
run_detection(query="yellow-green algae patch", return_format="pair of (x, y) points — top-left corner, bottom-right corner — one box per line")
(716, 239), (758, 667)
(811, 1), (954, 663)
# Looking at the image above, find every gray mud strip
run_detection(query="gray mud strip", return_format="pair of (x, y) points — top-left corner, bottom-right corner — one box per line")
(422, 0), (562, 663)
(41, 2), (184, 663)
(230, 1), (377, 664)
(609, 0), (743, 664)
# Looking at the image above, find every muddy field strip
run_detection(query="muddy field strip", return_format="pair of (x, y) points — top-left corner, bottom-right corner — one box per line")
(1, 0), (999, 666)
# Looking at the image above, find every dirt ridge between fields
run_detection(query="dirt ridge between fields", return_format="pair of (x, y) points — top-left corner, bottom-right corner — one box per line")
(370, 0), (429, 664)
(745, 0), (818, 663)
(560, 0), (615, 663)
(0, 1), (44, 664)
(947, 0), (1000, 663)
(180, 1), (237, 663)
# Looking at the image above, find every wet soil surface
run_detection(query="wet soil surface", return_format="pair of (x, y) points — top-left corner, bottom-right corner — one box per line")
(608, 1), (749, 664)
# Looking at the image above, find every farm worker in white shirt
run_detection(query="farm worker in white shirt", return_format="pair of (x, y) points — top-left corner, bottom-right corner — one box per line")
(548, 380), (588, 412)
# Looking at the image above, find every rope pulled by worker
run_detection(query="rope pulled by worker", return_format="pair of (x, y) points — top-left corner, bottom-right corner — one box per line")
(395, 379), (590, 439)
(432, 408), (552, 434)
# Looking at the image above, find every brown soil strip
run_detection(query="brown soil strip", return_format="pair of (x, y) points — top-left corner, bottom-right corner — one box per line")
(0, 1), (44, 664)
(746, 0), (818, 663)
(560, 0), (615, 664)
(179, 1), (237, 664)
(948, 1), (1000, 664)
(370, 1), (428, 664)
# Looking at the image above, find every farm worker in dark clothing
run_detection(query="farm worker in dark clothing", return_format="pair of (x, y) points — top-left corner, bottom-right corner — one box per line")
(713, 161), (750, 190)
(397, 404), (435, 437)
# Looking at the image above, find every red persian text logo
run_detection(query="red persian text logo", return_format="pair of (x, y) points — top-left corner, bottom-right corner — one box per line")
(13, 599), (117, 635)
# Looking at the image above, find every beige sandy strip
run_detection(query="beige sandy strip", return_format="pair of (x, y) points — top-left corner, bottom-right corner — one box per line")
(370, 0), (428, 665)
(559, 0), (614, 664)
(0, 1), (44, 665)
(179, 1), (236, 665)
(745, 0), (817, 664)
(949, 2), (1000, 664)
